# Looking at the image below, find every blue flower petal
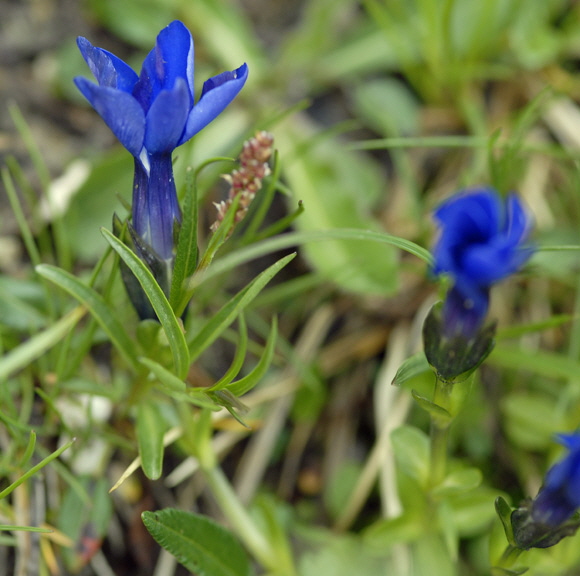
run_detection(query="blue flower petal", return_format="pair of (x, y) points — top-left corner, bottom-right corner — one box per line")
(76, 37), (138, 92)
(144, 78), (191, 154)
(506, 193), (532, 244)
(179, 63), (248, 145)
(74, 78), (145, 157)
(133, 21), (194, 113)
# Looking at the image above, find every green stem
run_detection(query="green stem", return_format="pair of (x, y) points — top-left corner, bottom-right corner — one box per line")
(429, 378), (453, 488)
(495, 544), (523, 571)
(203, 466), (281, 573)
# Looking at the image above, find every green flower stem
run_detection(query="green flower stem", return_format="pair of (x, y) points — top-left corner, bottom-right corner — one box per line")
(203, 465), (289, 574)
(429, 377), (453, 488)
(495, 544), (523, 571)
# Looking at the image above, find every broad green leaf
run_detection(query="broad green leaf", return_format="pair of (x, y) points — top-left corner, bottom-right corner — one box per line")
(432, 468), (482, 497)
(392, 352), (430, 387)
(0, 306), (86, 381)
(188, 253), (295, 362)
(501, 392), (562, 450)
(226, 317), (277, 397)
(170, 167), (198, 311)
(490, 344), (580, 381)
(276, 115), (400, 295)
(411, 534), (456, 576)
(391, 425), (430, 487)
(101, 228), (190, 379)
(448, 487), (502, 536)
(136, 401), (166, 480)
(36, 264), (140, 372)
(142, 508), (251, 576)
(363, 512), (425, 549)
(0, 278), (47, 331)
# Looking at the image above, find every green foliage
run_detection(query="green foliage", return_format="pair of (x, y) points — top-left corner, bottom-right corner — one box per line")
(142, 509), (252, 576)
(4, 0), (580, 574)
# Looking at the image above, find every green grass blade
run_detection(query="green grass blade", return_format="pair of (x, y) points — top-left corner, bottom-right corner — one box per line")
(0, 438), (75, 501)
(186, 229), (431, 294)
(36, 264), (140, 373)
(0, 525), (52, 533)
(0, 307), (86, 381)
(101, 228), (190, 379)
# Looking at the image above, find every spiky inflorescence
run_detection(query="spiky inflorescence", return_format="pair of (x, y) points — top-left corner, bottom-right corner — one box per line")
(211, 131), (274, 232)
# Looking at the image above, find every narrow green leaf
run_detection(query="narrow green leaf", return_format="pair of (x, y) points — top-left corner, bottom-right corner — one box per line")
(36, 264), (140, 372)
(0, 438), (75, 500)
(19, 431), (37, 467)
(0, 525), (52, 533)
(186, 229), (431, 294)
(206, 390), (250, 428)
(497, 315), (574, 340)
(0, 307), (86, 381)
(142, 508), (251, 576)
(192, 194), (242, 294)
(495, 497), (516, 547)
(208, 314), (248, 391)
(3, 167), (41, 267)
(392, 352), (430, 387)
(101, 228), (190, 379)
(170, 167), (198, 311)
(188, 253), (295, 362)
(227, 317), (277, 397)
(492, 568), (528, 576)
(139, 357), (186, 394)
(490, 344), (580, 381)
(411, 390), (452, 426)
(136, 401), (166, 480)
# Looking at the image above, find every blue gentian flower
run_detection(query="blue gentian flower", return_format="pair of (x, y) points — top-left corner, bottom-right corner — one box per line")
(74, 20), (248, 262)
(432, 188), (533, 338)
(532, 433), (580, 527)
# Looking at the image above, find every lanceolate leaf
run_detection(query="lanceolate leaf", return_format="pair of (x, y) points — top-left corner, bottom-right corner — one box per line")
(208, 314), (248, 391)
(136, 401), (166, 481)
(188, 253), (295, 362)
(170, 167), (198, 311)
(392, 352), (430, 387)
(227, 317), (277, 397)
(142, 509), (251, 576)
(101, 228), (190, 379)
(35, 264), (140, 372)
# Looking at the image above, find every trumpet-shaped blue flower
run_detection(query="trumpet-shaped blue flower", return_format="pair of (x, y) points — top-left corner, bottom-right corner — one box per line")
(75, 20), (248, 261)
(532, 433), (580, 527)
(432, 188), (533, 338)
